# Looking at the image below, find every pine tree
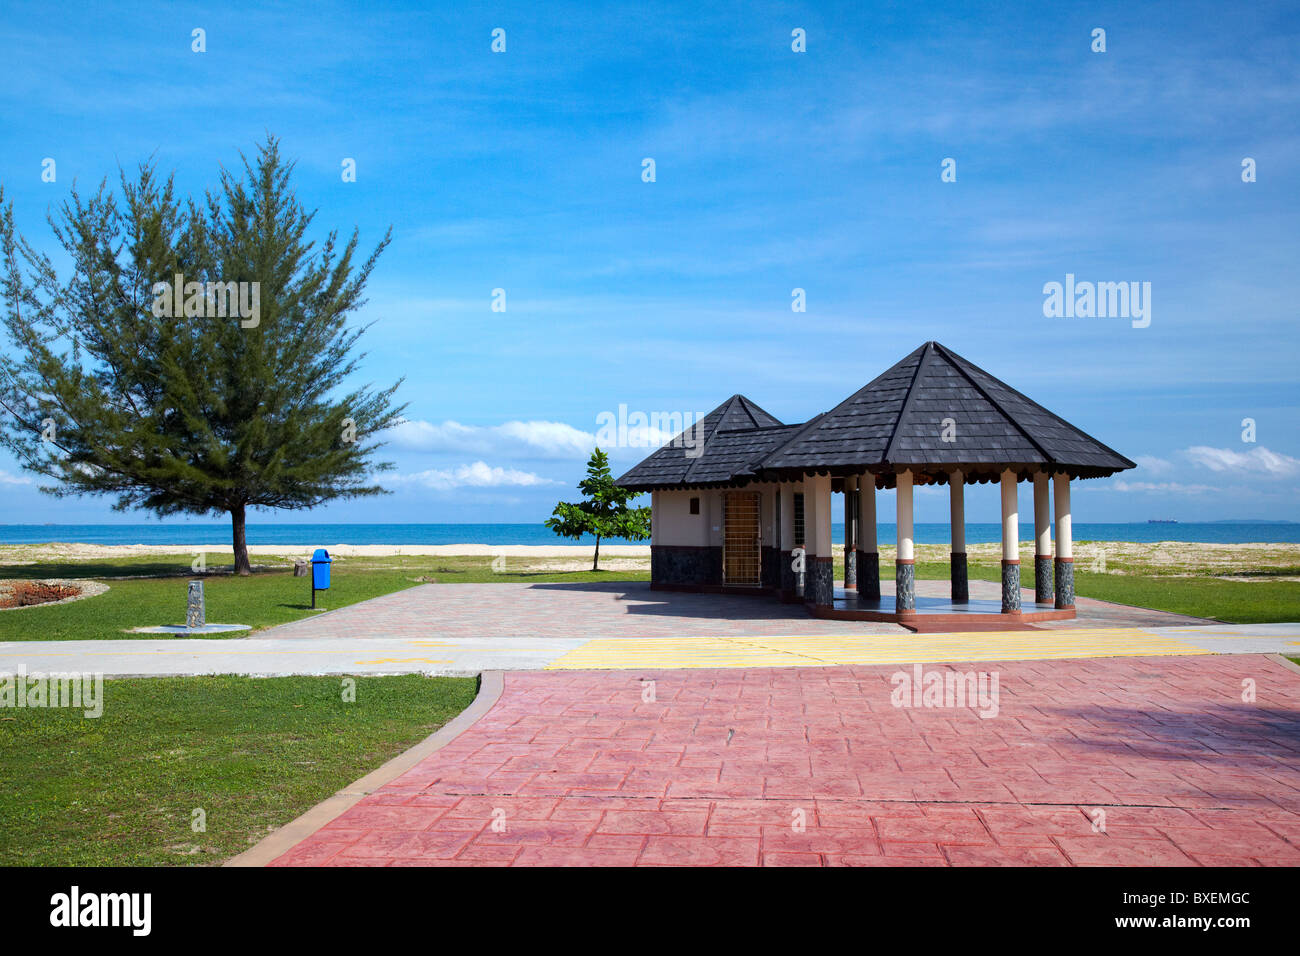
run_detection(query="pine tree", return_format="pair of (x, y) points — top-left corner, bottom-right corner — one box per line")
(545, 448), (650, 571)
(0, 137), (404, 575)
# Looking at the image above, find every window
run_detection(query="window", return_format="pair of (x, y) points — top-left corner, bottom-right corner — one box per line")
(793, 493), (805, 547)
(689, 496), (700, 515)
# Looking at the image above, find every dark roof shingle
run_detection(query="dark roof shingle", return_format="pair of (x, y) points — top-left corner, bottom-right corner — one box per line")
(616, 342), (1135, 490)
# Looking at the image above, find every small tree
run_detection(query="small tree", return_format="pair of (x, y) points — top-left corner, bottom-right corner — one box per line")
(0, 137), (404, 575)
(545, 448), (650, 571)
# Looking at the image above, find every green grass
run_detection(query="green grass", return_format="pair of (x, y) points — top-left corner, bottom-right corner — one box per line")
(0, 552), (649, 641)
(0, 674), (478, 866)
(4, 546), (1296, 641)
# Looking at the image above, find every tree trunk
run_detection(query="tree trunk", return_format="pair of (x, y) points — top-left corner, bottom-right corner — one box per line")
(231, 503), (252, 576)
(592, 535), (601, 572)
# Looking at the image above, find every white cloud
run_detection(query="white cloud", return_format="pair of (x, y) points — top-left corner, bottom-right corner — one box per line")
(0, 469), (33, 485)
(1133, 455), (1174, 475)
(1111, 480), (1217, 495)
(383, 415), (695, 460)
(387, 461), (559, 491)
(384, 419), (595, 460)
(1183, 445), (1300, 477)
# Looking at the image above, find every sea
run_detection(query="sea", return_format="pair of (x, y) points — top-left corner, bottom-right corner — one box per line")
(2, 522), (1298, 546)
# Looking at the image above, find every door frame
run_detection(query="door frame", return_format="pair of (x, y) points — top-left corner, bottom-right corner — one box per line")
(721, 490), (762, 586)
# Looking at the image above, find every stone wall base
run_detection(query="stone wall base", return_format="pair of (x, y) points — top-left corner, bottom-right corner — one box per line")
(651, 545), (722, 588)
(1055, 557), (1075, 609)
(1035, 554), (1054, 605)
(895, 559), (915, 613)
(1001, 559), (1022, 613)
(808, 556), (834, 607)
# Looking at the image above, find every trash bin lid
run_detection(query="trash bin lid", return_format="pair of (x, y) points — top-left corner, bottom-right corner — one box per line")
(312, 548), (330, 562)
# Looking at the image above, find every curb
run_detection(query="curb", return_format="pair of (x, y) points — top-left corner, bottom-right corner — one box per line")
(223, 669), (505, 867)
(1266, 653), (1300, 677)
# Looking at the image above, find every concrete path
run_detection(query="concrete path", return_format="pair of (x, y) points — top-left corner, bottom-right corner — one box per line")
(0, 587), (1294, 676)
(2, 624), (1298, 678)
(1, 578), (1297, 676)
(264, 654), (1300, 866)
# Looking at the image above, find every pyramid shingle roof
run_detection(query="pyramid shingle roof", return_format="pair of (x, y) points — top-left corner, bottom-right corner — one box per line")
(616, 342), (1135, 490)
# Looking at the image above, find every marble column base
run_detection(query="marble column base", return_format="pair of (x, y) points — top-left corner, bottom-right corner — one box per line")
(895, 560), (916, 613)
(857, 550), (880, 601)
(1055, 557), (1075, 609)
(1001, 559), (1021, 613)
(1035, 554), (1053, 605)
(950, 551), (968, 603)
(844, 546), (857, 590)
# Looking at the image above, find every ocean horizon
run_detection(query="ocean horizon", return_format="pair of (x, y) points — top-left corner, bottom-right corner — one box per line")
(2, 522), (1298, 547)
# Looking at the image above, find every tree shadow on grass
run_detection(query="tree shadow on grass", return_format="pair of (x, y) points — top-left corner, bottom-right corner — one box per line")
(0, 562), (284, 581)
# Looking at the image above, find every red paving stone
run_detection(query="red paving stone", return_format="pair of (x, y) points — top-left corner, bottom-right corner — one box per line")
(270, 654), (1300, 867)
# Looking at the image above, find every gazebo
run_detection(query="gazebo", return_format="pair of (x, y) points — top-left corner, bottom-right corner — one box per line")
(616, 341), (1135, 628)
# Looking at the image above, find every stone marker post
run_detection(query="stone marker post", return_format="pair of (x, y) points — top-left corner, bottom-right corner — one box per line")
(186, 581), (205, 629)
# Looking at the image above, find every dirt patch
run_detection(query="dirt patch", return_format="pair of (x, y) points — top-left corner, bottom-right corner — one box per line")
(0, 578), (109, 610)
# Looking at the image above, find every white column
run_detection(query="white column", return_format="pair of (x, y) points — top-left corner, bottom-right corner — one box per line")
(949, 470), (965, 553)
(858, 473), (880, 601)
(894, 470), (915, 613)
(801, 477), (815, 558)
(1053, 472), (1074, 610)
(1034, 472), (1051, 558)
(859, 475), (878, 552)
(809, 473), (833, 606)
(1053, 474), (1072, 559)
(1000, 470), (1019, 562)
(896, 471), (914, 562)
(650, 491), (659, 546)
(949, 470), (968, 603)
(1000, 470), (1021, 613)
(1033, 471), (1053, 605)
(810, 474), (832, 560)
(844, 475), (857, 549)
(843, 475), (857, 589)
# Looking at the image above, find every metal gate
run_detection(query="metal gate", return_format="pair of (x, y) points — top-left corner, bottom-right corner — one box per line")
(722, 491), (761, 585)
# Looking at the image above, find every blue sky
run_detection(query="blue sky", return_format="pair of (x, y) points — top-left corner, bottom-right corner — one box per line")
(1, 0), (1298, 526)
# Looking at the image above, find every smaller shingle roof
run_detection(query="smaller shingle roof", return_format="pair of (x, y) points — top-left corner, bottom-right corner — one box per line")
(614, 395), (789, 489)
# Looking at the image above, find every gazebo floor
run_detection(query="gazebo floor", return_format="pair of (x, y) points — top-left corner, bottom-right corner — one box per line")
(816, 584), (1076, 629)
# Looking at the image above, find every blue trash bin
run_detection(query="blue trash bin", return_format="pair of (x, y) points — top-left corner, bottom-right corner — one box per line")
(311, 549), (331, 607)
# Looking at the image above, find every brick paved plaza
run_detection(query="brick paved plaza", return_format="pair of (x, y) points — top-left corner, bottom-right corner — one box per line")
(270, 654), (1300, 867)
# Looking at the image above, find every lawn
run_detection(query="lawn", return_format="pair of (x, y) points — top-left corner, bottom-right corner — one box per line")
(0, 552), (649, 641)
(0, 673), (478, 866)
(2, 544), (1297, 641)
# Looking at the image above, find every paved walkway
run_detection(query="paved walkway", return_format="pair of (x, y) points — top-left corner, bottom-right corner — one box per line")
(2, 580), (1298, 676)
(268, 654), (1300, 866)
(251, 580), (1211, 641)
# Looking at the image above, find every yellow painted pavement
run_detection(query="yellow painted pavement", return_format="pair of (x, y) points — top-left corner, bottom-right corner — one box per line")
(1165, 627), (1300, 639)
(544, 627), (1214, 670)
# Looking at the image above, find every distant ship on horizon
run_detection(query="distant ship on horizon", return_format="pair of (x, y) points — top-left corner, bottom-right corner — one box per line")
(1147, 519), (1178, 524)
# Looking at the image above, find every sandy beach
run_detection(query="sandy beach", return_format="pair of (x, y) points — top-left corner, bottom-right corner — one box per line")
(0, 541), (650, 562)
(2, 540), (1299, 579)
